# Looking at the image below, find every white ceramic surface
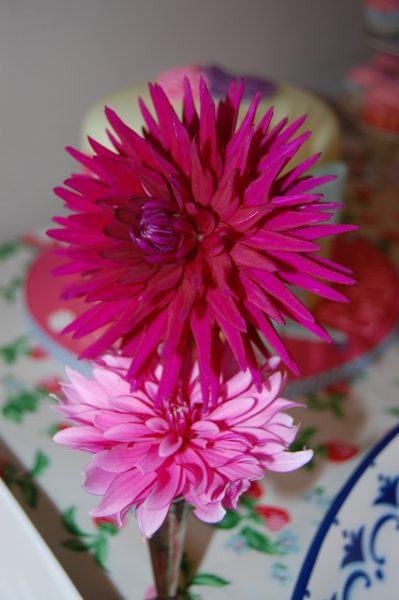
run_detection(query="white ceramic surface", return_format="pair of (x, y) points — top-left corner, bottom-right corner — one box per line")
(0, 480), (83, 600)
(293, 425), (399, 600)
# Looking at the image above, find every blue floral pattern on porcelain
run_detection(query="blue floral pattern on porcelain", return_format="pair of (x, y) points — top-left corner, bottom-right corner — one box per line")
(292, 425), (399, 600)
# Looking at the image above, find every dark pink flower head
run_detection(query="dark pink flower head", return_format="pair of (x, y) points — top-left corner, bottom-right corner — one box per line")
(48, 79), (355, 404)
(53, 355), (312, 538)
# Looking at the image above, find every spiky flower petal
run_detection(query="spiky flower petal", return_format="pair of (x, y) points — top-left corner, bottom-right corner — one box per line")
(48, 79), (355, 403)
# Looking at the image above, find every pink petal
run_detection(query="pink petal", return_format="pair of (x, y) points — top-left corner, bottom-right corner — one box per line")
(135, 502), (170, 538)
(145, 417), (169, 433)
(219, 459), (263, 480)
(224, 367), (255, 399)
(94, 445), (150, 473)
(83, 463), (115, 495)
(159, 433), (183, 457)
(135, 446), (166, 473)
(91, 469), (156, 518)
(190, 420), (220, 436)
(265, 449), (313, 472)
(192, 501), (226, 523)
(104, 423), (153, 442)
(93, 411), (142, 431)
(144, 466), (182, 510)
(53, 425), (107, 452)
(209, 397), (255, 422)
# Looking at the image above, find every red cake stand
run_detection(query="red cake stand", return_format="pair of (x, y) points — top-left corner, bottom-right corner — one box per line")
(23, 235), (399, 395)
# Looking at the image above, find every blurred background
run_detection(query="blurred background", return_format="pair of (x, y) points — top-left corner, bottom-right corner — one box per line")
(0, 0), (369, 240)
(2, 3), (399, 599)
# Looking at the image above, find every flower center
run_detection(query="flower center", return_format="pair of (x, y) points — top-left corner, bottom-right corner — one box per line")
(163, 394), (191, 439)
(116, 198), (220, 263)
(137, 204), (181, 255)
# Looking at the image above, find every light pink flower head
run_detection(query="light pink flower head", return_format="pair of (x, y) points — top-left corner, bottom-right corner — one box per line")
(47, 79), (355, 404)
(53, 355), (312, 538)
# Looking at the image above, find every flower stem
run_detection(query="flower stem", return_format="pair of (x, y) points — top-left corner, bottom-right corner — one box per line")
(148, 498), (189, 599)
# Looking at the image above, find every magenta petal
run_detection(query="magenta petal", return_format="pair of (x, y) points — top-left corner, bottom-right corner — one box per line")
(208, 287), (247, 332)
(214, 312), (247, 371)
(249, 229), (319, 253)
(278, 152), (321, 190)
(191, 304), (212, 382)
(139, 96), (160, 139)
(243, 300), (299, 374)
(50, 78), (354, 392)
(264, 209), (332, 232)
(127, 311), (168, 379)
(247, 269), (315, 323)
(269, 251), (355, 285)
(280, 271), (348, 303)
(292, 223), (357, 240)
(289, 174), (336, 194)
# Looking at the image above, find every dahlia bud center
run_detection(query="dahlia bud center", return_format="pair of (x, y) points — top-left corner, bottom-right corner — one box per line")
(133, 199), (219, 262)
(138, 205), (181, 254)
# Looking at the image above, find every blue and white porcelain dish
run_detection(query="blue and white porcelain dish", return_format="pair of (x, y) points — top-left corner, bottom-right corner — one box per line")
(292, 424), (399, 600)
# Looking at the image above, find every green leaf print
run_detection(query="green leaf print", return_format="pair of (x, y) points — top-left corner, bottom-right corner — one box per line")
(2, 390), (40, 423)
(0, 336), (30, 364)
(92, 536), (109, 571)
(240, 526), (282, 554)
(306, 392), (345, 418)
(0, 276), (23, 303)
(190, 573), (230, 587)
(60, 506), (119, 571)
(2, 383), (53, 423)
(29, 450), (50, 478)
(2, 450), (50, 508)
(0, 241), (20, 259)
(386, 407), (399, 417)
(214, 509), (241, 529)
(97, 521), (118, 536)
(62, 507), (90, 537)
(15, 479), (38, 508)
(61, 539), (89, 552)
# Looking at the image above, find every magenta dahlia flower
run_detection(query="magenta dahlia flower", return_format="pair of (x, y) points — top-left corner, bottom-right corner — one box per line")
(53, 355), (312, 537)
(48, 79), (355, 402)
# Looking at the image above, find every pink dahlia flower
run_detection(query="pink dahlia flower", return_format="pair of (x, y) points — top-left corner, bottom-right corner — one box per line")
(53, 355), (312, 537)
(48, 79), (355, 402)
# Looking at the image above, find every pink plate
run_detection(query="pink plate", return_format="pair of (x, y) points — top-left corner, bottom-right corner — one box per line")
(23, 235), (399, 394)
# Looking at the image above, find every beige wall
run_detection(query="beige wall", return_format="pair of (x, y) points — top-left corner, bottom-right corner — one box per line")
(0, 0), (368, 240)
